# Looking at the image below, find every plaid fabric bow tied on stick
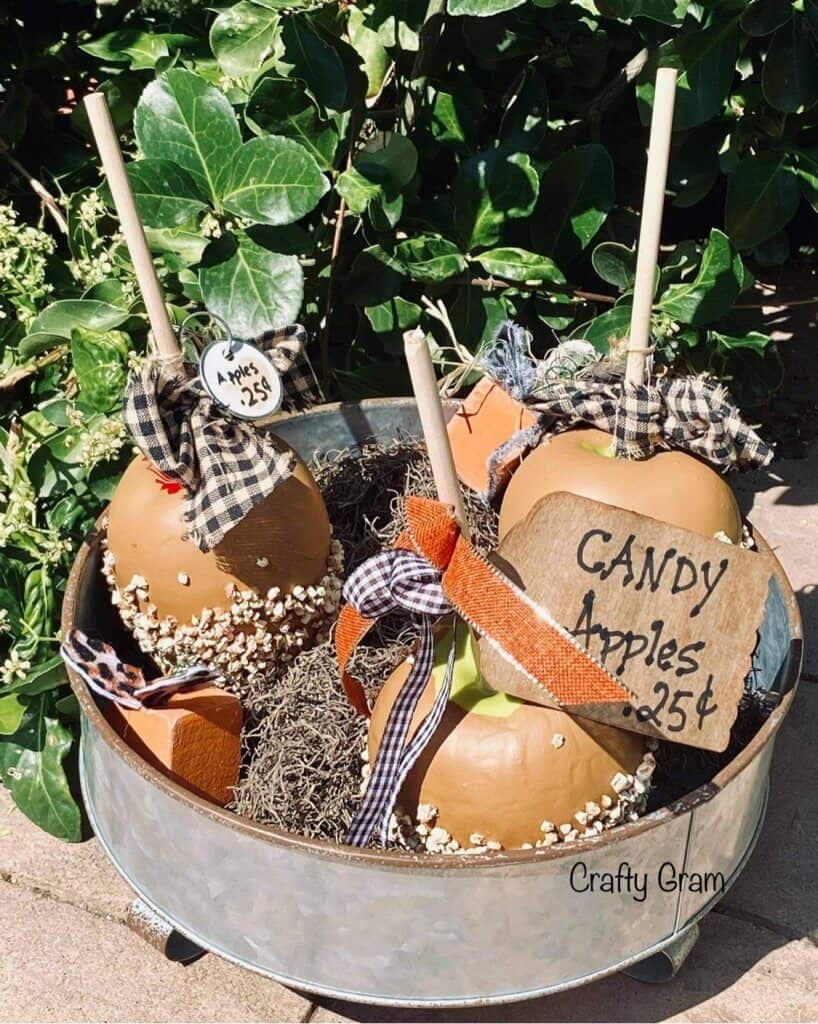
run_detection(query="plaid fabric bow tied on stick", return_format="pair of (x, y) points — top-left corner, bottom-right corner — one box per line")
(124, 325), (322, 553)
(337, 496), (633, 847)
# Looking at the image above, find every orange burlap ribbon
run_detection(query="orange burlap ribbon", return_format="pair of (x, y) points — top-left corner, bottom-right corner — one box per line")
(335, 495), (631, 716)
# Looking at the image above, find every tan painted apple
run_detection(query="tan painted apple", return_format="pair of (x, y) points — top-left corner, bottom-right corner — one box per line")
(368, 627), (645, 850)
(106, 452), (331, 623)
(500, 427), (742, 543)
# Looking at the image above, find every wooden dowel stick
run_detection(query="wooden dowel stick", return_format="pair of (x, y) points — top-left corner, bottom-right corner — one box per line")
(625, 67), (678, 387)
(404, 329), (470, 539)
(84, 92), (180, 361)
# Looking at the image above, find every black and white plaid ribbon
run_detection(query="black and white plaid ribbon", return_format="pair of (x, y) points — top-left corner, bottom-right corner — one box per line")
(482, 321), (773, 500)
(343, 549), (456, 847)
(124, 325), (323, 552)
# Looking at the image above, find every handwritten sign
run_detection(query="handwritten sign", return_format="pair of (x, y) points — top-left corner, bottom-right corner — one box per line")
(199, 339), (283, 421)
(478, 492), (775, 751)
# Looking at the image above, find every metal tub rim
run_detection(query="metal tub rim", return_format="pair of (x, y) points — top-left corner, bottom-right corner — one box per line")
(62, 397), (804, 875)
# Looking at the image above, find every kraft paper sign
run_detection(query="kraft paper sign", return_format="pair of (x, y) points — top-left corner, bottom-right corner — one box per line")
(478, 492), (775, 752)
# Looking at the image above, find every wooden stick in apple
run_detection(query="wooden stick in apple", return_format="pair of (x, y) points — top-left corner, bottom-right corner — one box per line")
(625, 67), (678, 388)
(404, 328), (471, 540)
(84, 91), (180, 362)
(500, 66), (743, 543)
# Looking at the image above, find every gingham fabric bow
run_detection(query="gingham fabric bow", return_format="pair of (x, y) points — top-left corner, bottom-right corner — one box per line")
(481, 322), (773, 500)
(337, 496), (632, 847)
(61, 629), (219, 709)
(124, 325), (323, 552)
(343, 550), (456, 846)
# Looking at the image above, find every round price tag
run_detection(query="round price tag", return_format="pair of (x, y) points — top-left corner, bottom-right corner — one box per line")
(199, 339), (283, 421)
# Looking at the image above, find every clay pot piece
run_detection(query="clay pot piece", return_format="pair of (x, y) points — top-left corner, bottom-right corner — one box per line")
(446, 377), (538, 495)
(104, 685), (243, 806)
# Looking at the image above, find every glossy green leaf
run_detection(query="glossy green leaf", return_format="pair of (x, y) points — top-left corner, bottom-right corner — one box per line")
(657, 229), (744, 324)
(199, 233), (304, 337)
(725, 153), (800, 249)
(365, 297), (422, 335)
(124, 159), (207, 229)
(710, 330), (772, 354)
(499, 67), (548, 152)
(347, 6), (389, 98)
(454, 150), (539, 250)
(337, 136), (417, 218)
(394, 235), (467, 283)
(0, 694), (26, 735)
(449, 0), (526, 15)
(592, 243), (636, 292)
(81, 30), (198, 70)
(597, 0), (690, 25)
(796, 149), (818, 212)
(449, 287), (508, 351)
(4, 656), (67, 697)
(246, 77), (339, 170)
(572, 305), (633, 353)
(221, 136), (328, 226)
(29, 301), (130, 340)
(637, 23), (739, 130)
(18, 333), (66, 359)
(740, 0), (793, 35)
(277, 15), (367, 115)
(210, 2), (281, 77)
(70, 329), (130, 413)
(429, 76), (483, 152)
(476, 247), (565, 285)
(532, 144), (614, 266)
(135, 70), (242, 204)
(345, 246), (407, 306)
(762, 17), (818, 113)
(0, 694), (81, 842)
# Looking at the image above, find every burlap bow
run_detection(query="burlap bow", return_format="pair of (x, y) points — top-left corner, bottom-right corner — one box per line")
(124, 324), (322, 552)
(337, 496), (632, 847)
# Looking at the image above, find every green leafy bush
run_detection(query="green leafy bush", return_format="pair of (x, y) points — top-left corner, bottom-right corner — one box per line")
(1, 0), (813, 836)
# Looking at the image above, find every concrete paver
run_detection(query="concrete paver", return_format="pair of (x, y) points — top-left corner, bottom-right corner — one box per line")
(0, 881), (312, 1023)
(0, 787), (132, 922)
(734, 446), (818, 676)
(720, 682), (818, 942)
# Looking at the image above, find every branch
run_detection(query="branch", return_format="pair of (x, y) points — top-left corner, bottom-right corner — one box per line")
(321, 107), (363, 393)
(0, 142), (68, 235)
(0, 347), (66, 392)
(582, 47), (652, 123)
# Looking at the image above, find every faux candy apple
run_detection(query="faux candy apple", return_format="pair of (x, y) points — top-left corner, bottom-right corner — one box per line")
(368, 627), (649, 851)
(500, 427), (742, 544)
(103, 452), (343, 692)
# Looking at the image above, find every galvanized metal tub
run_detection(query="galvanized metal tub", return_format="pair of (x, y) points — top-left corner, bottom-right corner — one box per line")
(63, 398), (802, 1008)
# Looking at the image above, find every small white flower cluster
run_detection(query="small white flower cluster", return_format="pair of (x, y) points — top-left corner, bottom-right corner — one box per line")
(0, 203), (56, 327)
(101, 538), (345, 697)
(371, 743), (658, 855)
(81, 416), (126, 470)
(0, 650), (31, 685)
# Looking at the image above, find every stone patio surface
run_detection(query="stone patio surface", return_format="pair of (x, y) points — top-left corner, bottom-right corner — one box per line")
(2, 325), (817, 1021)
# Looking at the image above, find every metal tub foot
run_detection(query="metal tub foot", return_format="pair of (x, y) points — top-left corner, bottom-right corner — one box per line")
(126, 898), (207, 964)
(621, 923), (700, 984)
